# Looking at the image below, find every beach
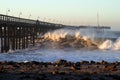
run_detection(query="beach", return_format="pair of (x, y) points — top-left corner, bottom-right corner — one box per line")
(0, 60), (120, 80)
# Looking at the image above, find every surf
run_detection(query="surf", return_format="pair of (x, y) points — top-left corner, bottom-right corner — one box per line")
(99, 37), (120, 50)
(35, 28), (120, 51)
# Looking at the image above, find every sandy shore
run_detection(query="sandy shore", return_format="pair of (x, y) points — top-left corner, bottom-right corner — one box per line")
(0, 60), (120, 80)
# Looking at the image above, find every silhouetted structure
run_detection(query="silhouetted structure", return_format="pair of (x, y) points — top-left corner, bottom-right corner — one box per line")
(0, 14), (63, 52)
(0, 14), (110, 53)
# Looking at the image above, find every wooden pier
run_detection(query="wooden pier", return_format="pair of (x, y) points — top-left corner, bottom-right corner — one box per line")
(0, 14), (111, 53)
(0, 14), (63, 53)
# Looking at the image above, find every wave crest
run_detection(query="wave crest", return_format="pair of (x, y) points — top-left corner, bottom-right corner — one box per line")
(36, 29), (98, 50)
(36, 28), (120, 51)
(99, 37), (120, 50)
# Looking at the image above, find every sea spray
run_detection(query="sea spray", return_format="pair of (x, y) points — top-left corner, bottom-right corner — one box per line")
(113, 37), (120, 50)
(43, 28), (95, 41)
(99, 40), (113, 50)
(44, 29), (74, 41)
(0, 28), (120, 62)
(99, 37), (120, 50)
(36, 28), (99, 50)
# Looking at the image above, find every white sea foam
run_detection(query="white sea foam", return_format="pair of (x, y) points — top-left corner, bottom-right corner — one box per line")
(114, 37), (120, 50)
(99, 40), (113, 50)
(43, 28), (95, 42)
(0, 28), (120, 62)
(44, 29), (75, 41)
(99, 37), (120, 50)
(43, 28), (120, 51)
(0, 48), (120, 62)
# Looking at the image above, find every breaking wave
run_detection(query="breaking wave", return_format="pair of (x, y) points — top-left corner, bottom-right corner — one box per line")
(99, 38), (120, 50)
(36, 28), (120, 51)
(0, 28), (120, 62)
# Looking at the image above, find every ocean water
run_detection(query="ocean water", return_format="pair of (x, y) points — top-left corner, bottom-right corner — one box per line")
(0, 28), (120, 62)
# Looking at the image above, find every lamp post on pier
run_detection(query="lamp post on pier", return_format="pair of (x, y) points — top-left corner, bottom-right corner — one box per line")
(6, 9), (10, 16)
(28, 14), (32, 19)
(37, 16), (40, 21)
(19, 12), (22, 23)
(19, 12), (22, 18)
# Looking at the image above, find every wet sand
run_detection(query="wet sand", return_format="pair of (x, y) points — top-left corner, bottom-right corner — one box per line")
(0, 60), (120, 80)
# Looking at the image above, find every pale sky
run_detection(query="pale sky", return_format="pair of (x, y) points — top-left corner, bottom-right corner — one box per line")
(0, 0), (120, 31)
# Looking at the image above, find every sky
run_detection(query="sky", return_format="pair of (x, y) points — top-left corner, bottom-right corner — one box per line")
(0, 0), (120, 31)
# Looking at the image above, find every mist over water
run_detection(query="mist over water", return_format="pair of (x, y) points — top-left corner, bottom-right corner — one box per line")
(0, 28), (120, 62)
(42, 28), (120, 50)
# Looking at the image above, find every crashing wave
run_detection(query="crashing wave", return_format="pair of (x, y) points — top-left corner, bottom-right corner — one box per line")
(113, 37), (120, 50)
(99, 40), (113, 50)
(99, 37), (120, 50)
(36, 29), (98, 50)
(36, 28), (120, 51)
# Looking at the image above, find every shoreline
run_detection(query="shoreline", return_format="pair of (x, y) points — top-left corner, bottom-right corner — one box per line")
(0, 60), (120, 80)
